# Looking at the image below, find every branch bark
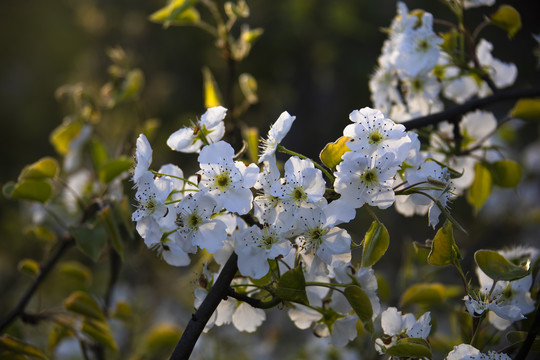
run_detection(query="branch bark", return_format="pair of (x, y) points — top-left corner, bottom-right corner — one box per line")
(0, 236), (74, 332)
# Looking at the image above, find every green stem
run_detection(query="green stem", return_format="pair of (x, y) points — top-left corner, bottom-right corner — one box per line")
(277, 145), (335, 182)
(151, 171), (199, 188)
(363, 205), (380, 223)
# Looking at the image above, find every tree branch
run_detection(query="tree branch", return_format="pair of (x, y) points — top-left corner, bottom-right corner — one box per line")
(514, 289), (540, 360)
(0, 236), (74, 332)
(402, 87), (540, 130)
(169, 252), (239, 360)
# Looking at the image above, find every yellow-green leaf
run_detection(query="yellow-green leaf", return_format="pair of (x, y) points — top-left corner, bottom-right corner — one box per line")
(141, 323), (182, 354)
(89, 138), (109, 171)
(475, 249), (531, 281)
(4, 179), (53, 203)
(149, 0), (200, 27)
(490, 5), (521, 38)
(50, 120), (83, 156)
(361, 220), (390, 267)
(488, 159), (522, 188)
(202, 67), (222, 109)
(99, 205), (124, 260)
(274, 266), (309, 305)
(112, 301), (132, 321)
(401, 283), (446, 307)
(510, 98), (540, 121)
(319, 136), (351, 170)
(25, 225), (57, 243)
(385, 338), (432, 359)
(18, 157), (59, 181)
(466, 162), (492, 212)
(64, 291), (106, 321)
(242, 126), (259, 164)
(17, 259), (40, 277)
(82, 318), (118, 351)
(0, 335), (48, 359)
(428, 220), (459, 266)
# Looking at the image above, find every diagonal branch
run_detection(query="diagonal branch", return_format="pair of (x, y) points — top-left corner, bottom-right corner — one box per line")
(403, 87), (540, 130)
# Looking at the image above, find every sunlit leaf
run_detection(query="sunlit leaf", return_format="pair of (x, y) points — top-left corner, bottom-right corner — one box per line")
(149, 0), (200, 27)
(428, 220), (459, 266)
(18, 157), (59, 181)
(141, 323), (182, 354)
(488, 159), (522, 188)
(475, 250), (531, 281)
(70, 223), (107, 262)
(17, 259), (40, 277)
(89, 138), (109, 171)
(239, 73), (258, 104)
(344, 286), (373, 333)
(112, 301), (133, 321)
(242, 126), (259, 164)
(319, 136), (350, 170)
(490, 5), (521, 38)
(401, 283), (448, 307)
(466, 162), (491, 212)
(64, 291), (106, 321)
(24, 225), (57, 243)
(361, 220), (390, 267)
(274, 266), (309, 305)
(510, 98), (540, 121)
(4, 179), (53, 203)
(202, 67), (222, 109)
(50, 120), (83, 156)
(0, 335), (48, 359)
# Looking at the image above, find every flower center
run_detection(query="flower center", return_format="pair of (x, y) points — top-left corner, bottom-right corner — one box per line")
(361, 169), (379, 184)
(290, 185), (307, 205)
(416, 39), (430, 52)
(368, 129), (384, 145)
(214, 172), (231, 190)
(307, 227), (327, 250)
(259, 227), (279, 250)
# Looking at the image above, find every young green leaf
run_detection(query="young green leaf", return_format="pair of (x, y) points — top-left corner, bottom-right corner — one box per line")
(475, 250), (531, 281)
(98, 157), (133, 184)
(361, 220), (390, 267)
(400, 283), (451, 307)
(510, 98), (540, 121)
(385, 338), (432, 359)
(4, 179), (53, 203)
(203, 67), (223, 109)
(344, 286), (373, 324)
(428, 220), (459, 266)
(0, 335), (48, 359)
(490, 5), (522, 38)
(319, 136), (350, 170)
(466, 162), (492, 212)
(488, 160), (522, 188)
(274, 266), (309, 305)
(64, 291), (106, 321)
(70, 223), (107, 262)
(17, 259), (40, 277)
(149, 0), (200, 27)
(82, 318), (118, 351)
(99, 205), (124, 260)
(18, 157), (59, 181)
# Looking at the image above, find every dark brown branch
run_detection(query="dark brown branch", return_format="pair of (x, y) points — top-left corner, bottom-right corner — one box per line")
(0, 237), (74, 332)
(226, 288), (281, 309)
(403, 87), (540, 130)
(169, 252), (239, 360)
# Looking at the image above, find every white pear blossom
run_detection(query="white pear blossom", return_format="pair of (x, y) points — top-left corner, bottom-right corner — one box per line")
(446, 344), (511, 360)
(477, 39), (518, 90)
(344, 107), (412, 162)
(375, 307), (431, 354)
(463, 0), (496, 10)
(234, 224), (292, 279)
(198, 141), (259, 214)
(133, 133), (153, 182)
(334, 151), (400, 209)
(167, 106), (227, 153)
(259, 111), (296, 163)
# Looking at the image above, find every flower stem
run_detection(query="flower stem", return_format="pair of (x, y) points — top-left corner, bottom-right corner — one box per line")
(277, 145), (335, 182)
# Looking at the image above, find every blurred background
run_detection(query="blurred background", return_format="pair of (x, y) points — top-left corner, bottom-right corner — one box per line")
(1, 0), (540, 359)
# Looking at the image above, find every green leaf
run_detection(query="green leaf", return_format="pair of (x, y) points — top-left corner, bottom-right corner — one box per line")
(99, 205), (124, 260)
(385, 338), (432, 359)
(202, 67), (223, 109)
(488, 160), (522, 188)
(319, 136), (351, 170)
(511, 98), (540, 121)
(64, 291), (106, 321)
(18, 157), (59, 181)
(112, 301), (132, 321)
(274, 266), (309, 305)
(59, 261), (92, 286)
(344, 286), (373, 325)
(149, 0), (200, 27)
(401, 283), (447, 307)
(490, 5), (521, 38)
(507, 331), (540, 352)
(361, 220), (390, 267)
(98, 157), (133, 184)
(82, 318), (118, 351)
(71, 223), (107, 262)
(428, 220), (459, 266)
(466, 162), (492, 212)
(4, 179), (53, 203)
(89, 138), (109, 171)
(242, 126), (259, 164)
(140, 323), (182, 354)
(24, 225), (57, 243)
(0, 335), (48, 359)
(475, 250), (531, 281)
(17, 259), (40, 277)
(49, 120), (83, 156)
